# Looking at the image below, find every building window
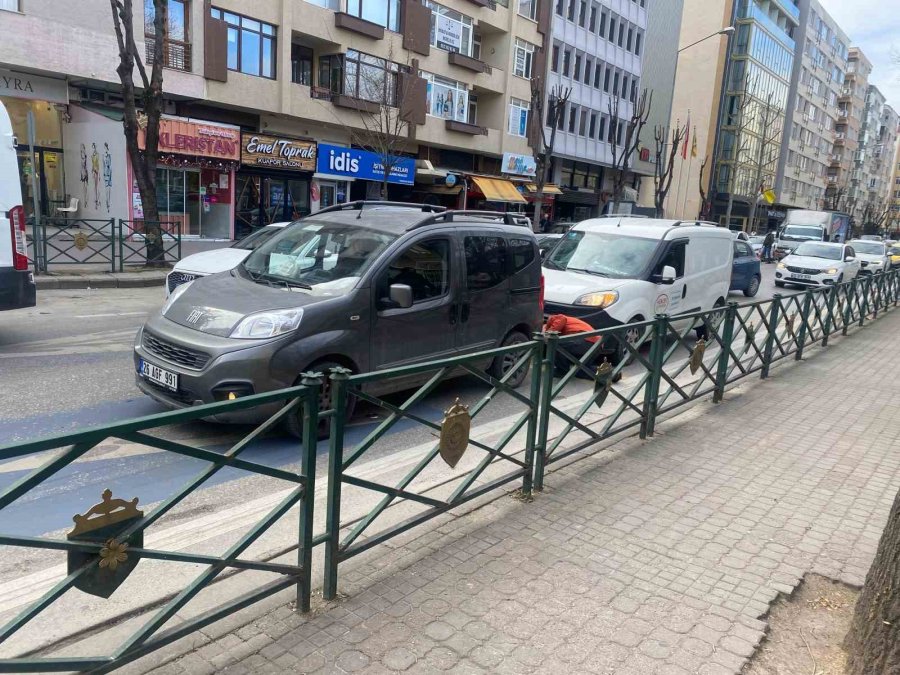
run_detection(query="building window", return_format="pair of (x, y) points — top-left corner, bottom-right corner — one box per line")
(593, 63), (601, 88)
(567, 0), (575, 21)
(508, 97), (530, 136)
(425, 1), (474, 57)
(146, 0), (191, 71)
(422, 72), (469, 122)
(562, 49), (572, 77)
(589, 112), (597, 138)
(517, 0), (537, 20)
(579, 109), (587, 136)
(603, 66), (611, 92)
(551, 44), (560, 72)
(598, 115), (607, 141)
(291, 44), (313, 85)
(555, 0), (564, 16)
(608, 16), (615, 41)
(573, 54), (582, 81)
(468, 94), (478, 125)
(599, 11), (606, 36)
(627, 26), (633, 51)
(583, 58), (592, 85)
(346, 0), (400, 31)
(618, 22), (624, 47)
(621, 74), (628, 99)
(613, 71), (620, 97)
(568, 104), (577, 133)
(345, 50), (401, 104)
(514, 39), (535, 79)
(210, 7), (276, 78)
(578, 0), (586, 26)
(635, 31), (642, 55)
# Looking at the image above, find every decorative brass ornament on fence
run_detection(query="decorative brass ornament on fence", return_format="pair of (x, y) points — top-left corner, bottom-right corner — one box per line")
(72, 231), (89, 251)
(689, 339), (706, 375)
(67, 489), (143, 598)
(593, 360), (613, 409)
(786, 313), (796, 339)
(439, 399), (471, 468)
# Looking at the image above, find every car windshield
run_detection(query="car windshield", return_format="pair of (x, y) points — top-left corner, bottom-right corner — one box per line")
(851, 241), (885, 255)
(233, 226), (285, 251)
(793, 243), (842, 260)
(749, 236), (765, 244)
(891, 247), (900, 255)
(242, 219), (397, 295)
(782, 226), (823, 241)
(545, 231), (659, 278)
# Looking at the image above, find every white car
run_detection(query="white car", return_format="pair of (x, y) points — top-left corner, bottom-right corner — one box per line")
(847, 239), (891, 274)
(543, 218), (734, 349)
(166, 223), (291, 295)
(775, 241), (861, 288)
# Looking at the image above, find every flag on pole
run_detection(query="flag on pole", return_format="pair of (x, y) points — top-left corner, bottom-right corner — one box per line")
(682, 112), (691, 160)
(691, 126), (698, 158)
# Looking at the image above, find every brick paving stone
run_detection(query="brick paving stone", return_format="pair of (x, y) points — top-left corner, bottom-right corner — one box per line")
(138, 311), (900, 674)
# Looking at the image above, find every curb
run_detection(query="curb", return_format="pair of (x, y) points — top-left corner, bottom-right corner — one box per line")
(35, 274), (167, 290)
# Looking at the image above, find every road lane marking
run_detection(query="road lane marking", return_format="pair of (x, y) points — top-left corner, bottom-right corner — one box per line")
(73, 312), (148, 319)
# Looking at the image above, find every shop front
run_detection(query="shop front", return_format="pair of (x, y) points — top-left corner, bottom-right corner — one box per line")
(235, 133), (317, 238)
(500, 152), (561, 225)
(1, 68), (69, 219)
(314, 143), (415, 211)
(464, 174), (527, 213)
(135, 117), (241, 239)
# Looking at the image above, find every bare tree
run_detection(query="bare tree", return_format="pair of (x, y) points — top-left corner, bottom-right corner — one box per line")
(826, 181), (848, 212)
(607, 89), (652, 211)
(110, 0), (166, 265)
(745, 89), (785, 233)
(698, 155), (712, 220)
(861, 199), (890, 235)
(348, 50), (418, 200)
(653, 123), (687, 217)
(529, 81), (571, 231)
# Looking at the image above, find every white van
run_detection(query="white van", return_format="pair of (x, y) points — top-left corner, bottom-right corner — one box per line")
(0, 100), (34, 311)
(543, 217), (734, 346)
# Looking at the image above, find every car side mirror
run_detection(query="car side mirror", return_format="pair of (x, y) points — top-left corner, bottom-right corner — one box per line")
(659, 265), (677, 285)
(382, 283), (413, 310)
(845, 255), (855, 262)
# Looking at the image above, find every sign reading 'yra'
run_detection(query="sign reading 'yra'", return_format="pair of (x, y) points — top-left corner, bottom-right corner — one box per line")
(316, 144), (415, 185)
(241, 133), (317, 171)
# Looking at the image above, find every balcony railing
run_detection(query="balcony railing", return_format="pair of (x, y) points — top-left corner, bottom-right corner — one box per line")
(145, 38), (192, 72)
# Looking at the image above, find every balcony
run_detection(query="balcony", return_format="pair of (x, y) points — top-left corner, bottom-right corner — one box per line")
(446, 119), (488, 135)
(770, 0), (801, 23)
(334, 12), (385, 40)
(736, 1), (795, 50)
(448, 51), (490, 74)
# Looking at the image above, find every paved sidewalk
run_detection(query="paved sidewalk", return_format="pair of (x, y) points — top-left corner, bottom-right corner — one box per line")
(136, 310), (900, 675)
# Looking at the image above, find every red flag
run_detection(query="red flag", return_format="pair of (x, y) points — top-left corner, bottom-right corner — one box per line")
(682, 112), (691, 160)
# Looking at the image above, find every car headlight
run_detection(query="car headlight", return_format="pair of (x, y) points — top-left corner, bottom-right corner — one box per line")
(777, 263), (786, 270)
(574, 291), (619, 309)
(825, 268), (838, 275)
(230, 308), (304, 339)
(871, 260), (883, 265)
(162, 281), (192, 316)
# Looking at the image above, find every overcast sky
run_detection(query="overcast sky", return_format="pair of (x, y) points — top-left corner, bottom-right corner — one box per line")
(819, 0), (900, 110)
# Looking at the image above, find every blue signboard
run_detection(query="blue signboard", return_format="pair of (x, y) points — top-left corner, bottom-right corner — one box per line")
(316, 143), (415, 185)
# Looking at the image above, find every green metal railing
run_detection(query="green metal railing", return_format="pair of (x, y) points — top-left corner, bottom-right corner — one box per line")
(36, 219), (116, 273)
(117, 220), (182, 271)
(0, 379), (321, 673)
(1, 270), (898, 671)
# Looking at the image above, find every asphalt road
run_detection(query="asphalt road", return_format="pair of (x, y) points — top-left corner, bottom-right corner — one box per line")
(0, 264), (788, 540)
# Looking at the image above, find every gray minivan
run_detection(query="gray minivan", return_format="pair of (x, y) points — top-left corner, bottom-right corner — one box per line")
(134, 202), (543, 435)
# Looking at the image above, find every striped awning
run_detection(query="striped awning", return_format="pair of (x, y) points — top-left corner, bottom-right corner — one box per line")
(470, 176), (527, 203)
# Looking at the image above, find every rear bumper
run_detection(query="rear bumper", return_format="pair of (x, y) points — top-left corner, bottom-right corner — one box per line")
(0, 267), (36, 311)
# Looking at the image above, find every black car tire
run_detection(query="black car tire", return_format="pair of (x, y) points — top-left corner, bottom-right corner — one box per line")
(285, 361), (356, 440)
(489, 331), (531, 388)
(744, 275), (761, 298)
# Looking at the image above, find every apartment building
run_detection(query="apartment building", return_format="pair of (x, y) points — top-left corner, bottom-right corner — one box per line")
(888, 147), (900, 234)
(0, 0), (550, 239)
(777, 0), (849, 213)
(826, 46), (871, 213)
(668, 0), (802, 231)
(544, 0), (648, 221)
(851, 85), (898, 224)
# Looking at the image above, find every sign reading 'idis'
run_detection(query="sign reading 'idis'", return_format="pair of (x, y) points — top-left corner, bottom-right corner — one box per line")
(316, 143), (415, 185)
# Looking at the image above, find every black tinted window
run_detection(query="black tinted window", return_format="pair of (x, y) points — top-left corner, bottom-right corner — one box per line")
(465, 236), (509, 291)
(656, 241), (686, 278)
(735, 242), (754, 258)
(385, 239), (450, 303)
(509, 238), (535, 272)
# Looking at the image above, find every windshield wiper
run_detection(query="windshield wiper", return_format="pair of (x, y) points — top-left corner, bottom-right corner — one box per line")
(260, 273), (312, 290)
(567, 267), (609, 277)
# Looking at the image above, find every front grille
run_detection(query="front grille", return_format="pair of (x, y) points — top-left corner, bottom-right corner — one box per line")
(786, 266), (822, 275)
(142, 331), (210, 370)
(167, 271), (198, 294)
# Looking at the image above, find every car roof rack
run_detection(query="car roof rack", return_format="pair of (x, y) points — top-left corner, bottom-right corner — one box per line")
(407, 210), (526, 230)
(315, 200), (447, 216)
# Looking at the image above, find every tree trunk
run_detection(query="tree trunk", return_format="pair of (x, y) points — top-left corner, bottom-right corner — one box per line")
(845, 487), (900, 674)
(724, 192), (734, 229)
(747, 196), (759, 234)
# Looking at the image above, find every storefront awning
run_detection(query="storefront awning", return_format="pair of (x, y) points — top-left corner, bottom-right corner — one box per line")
(471, 176), (526, 203)
(415, 185), (462, 195)
(525, 183), (563, 195)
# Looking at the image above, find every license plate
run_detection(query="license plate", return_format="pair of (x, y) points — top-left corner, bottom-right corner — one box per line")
(140, 359), (178, 391)
(792, 274), (811, 280)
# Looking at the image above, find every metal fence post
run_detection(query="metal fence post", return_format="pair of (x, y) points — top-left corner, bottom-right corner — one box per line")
(640, 315), (668, 438)
(713, 303), (737, 403)
(859, 275), (870, 327)
(894, 270), (899, 307)
(761, 294), (782, 379)
(521, 341), (542, 497)
(532, 332), (557, 492)
(795, 291), (813, 361)
(843, 278), (855, 335)
(822, 285), (837, 347)
(117, 219), (125, 273)
(323, 367), (350, 601)
(297, 372), (322, 613)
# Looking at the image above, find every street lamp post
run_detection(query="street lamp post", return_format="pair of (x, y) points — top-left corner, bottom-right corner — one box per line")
(678, 26), (735, 54)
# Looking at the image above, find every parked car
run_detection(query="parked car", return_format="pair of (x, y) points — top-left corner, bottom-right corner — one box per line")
(860, 234), (883, 241)
(542, 217), (734, 351)
(889, 245), (900, 267)
(748, 235), (766, 257)
(775, 241), (861, 288)
(732, 231), (750, 242)
(166, 222), (291, 296)
(730, 240), (762, 297)
(0, 100), (35, 311)
(847, 239), (890, 274)
(135, 203), (543, 435)
(536, 233), (562, 258)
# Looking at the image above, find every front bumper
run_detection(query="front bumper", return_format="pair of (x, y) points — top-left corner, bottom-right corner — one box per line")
(775, 270), (840, 286)
(544, 301), (626, 353)
(0, 267), (36, 311)
(133, 323), (293, 424)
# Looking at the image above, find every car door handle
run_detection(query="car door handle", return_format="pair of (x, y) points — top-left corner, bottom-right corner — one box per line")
(449, 303), (458, 325)
(460, 303), (470, 323)
(682, 285), (687, 299)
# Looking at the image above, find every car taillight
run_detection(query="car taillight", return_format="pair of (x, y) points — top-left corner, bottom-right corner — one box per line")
(8, 206), (27, 271)
(539, 275), (545, 312)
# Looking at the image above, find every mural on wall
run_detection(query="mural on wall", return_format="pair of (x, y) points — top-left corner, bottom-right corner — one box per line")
(63, 106), (128, 222)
